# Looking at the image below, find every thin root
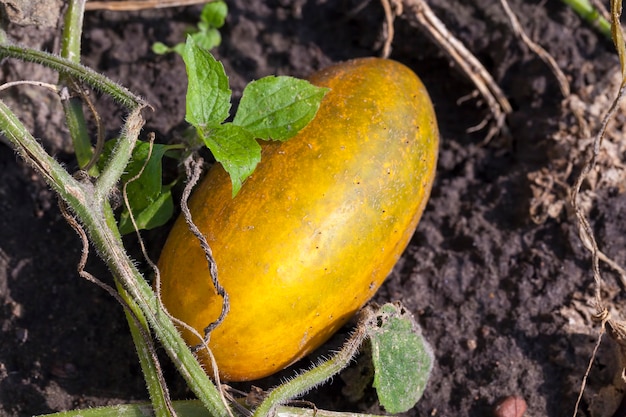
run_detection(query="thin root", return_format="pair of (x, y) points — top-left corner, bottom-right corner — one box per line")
(499, 0), (570, 97)
(380, 0), (401, 59)
(569, 0), (626, 409)
(178, 154), (234, 416)
(401, 0), (512, 142)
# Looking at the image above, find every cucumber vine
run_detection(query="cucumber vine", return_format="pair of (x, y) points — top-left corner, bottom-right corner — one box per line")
(0, 2), (433, 417)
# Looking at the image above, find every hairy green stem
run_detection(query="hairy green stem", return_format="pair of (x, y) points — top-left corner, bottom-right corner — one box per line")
(61, 96), (95, 171)
(561, 0), (611, 39)
(100, 202), (174, 417)
(0, 35), (226, 417)
(60, 0), (85, 62)
(252, 311), (372, 417)
(0, 100), (84, 205)
(0, 100), (231, 417)
(95, 107), (144, 197)
(59, 0), (96, 173)
(115, 280), (173, 417)
(0, 43), (146, 109)
(59, 4), (173, 412)
(35, 401), (386, 417)
(86, 208), (231, 417)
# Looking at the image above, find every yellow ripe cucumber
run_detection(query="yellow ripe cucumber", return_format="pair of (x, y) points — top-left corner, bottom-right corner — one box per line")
(157, 57), (439, 381)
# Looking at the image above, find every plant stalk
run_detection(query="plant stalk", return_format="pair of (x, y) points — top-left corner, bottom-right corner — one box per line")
(115, 280), (174, 417)
(34, 400), (387, 417)
(86, 206), (232, 417)
(60, 0), (85, 63)
(0, 43), (146, 109)
(252, 311), (372, 417)
(0, 99), (84, 205)
(0, 99), (231, 417)
(59, 0), (103, 174)
(59, 5), (173, 413)
(561, 0), (612, 39)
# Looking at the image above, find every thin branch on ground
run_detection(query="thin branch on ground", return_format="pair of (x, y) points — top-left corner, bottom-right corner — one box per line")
(401, 0), (512, 142)
(85, 0), (209, 11)
(569, 79), (626, 321)
(499, 0), (570, 97)
(572, 326), (605, 417)
(569, 0), (626, 412)
(0, 80), (60, 93)
(379, 0), (401, 59)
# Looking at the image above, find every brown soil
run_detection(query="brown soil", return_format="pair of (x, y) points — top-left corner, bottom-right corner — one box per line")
(1, 1), (625, 416)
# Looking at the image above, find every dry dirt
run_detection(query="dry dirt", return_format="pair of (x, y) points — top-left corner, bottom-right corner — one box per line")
(2, 1), (626, 416)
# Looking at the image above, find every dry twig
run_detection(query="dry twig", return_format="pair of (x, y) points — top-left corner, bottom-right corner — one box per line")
(85, 0), (208, 11)
(499, 0), (570, 97)
(570, 1), (626, 414)
(380, 0), (402, 59)
(401, 0), (512, 142)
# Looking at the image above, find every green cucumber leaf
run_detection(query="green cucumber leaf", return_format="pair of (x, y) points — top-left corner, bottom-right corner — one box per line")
(367, 303), (434, 413)
(182, 38), (327, 197)
(191, 29), (222, 52)
(200, 123), (261, 197)
(201, 0), (228, 28)
(118, 184), (174, 235)
(183, 36), (231, 128)
(233, 75), (328, 141)
(97, 140), (177, 234)
(122, 142), (171, 212)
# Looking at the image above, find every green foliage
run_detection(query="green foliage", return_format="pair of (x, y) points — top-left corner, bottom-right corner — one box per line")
(152, 1), (227, 55)
(560, 0), (611, 39)
(183, 39), (231, 128)
(98, 140), (180, 234)
(201, 124), (260, 196)
(367, 303), (434, 414)
(182, 37), (328, 196)
(98, 34), (327, 232)
(2, 3), (436, 417)
(233, 76), (329, 141)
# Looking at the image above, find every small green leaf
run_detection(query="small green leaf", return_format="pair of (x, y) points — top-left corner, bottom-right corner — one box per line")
(172, 43), (186, 56)
(200, 123), (261, 197)
(151, 41), (171, 55)
(233, 76), (328, 141)
(201, 0), (228, 28)
(97, 140), (178, 234)
(123, 142), (171, 212)
(191, 29), (222, 51)
(183, 36), (231, 128)
(367, 303), (434, 413)
(119, 184), (174, 234)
